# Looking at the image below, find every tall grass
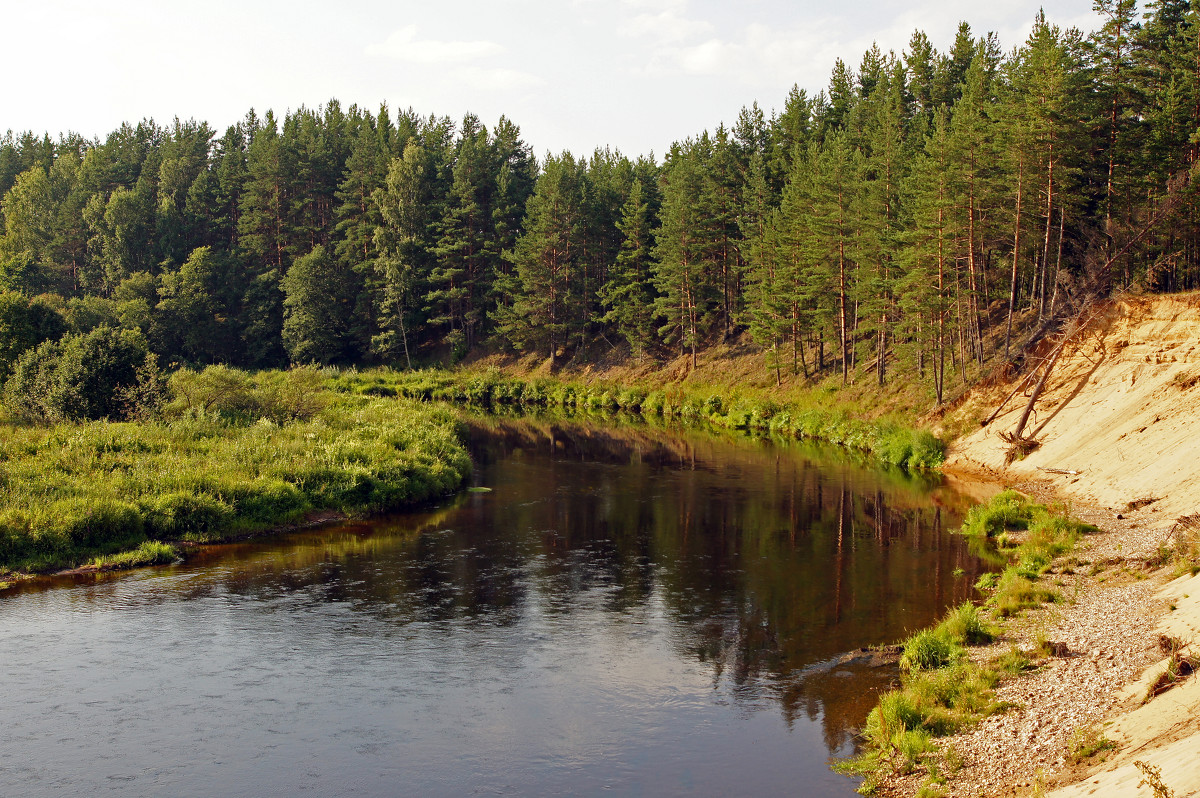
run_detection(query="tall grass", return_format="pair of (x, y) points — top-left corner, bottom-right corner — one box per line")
(332, 368), (947, 471)
(0, 374), (471, 574)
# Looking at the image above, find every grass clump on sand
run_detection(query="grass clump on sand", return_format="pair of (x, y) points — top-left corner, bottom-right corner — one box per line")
(962, 491), (1095, 617)
(0, 366), (471, 574)
(838, 603), (1003, 792)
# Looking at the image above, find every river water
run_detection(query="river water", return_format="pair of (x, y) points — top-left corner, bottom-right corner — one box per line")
(0, 416), (989, 797)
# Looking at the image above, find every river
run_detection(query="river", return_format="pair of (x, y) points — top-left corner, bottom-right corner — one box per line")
(0, 415), (989, 796)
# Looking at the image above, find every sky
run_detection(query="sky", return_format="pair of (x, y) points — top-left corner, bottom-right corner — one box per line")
(6, 0), (1102, 159)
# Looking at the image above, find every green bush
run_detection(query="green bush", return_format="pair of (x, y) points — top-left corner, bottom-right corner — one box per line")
(167, 365), (329, 424)
(5, 326), (154, 422)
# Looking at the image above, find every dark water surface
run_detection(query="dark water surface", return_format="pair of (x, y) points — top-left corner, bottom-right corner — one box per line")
(1, 417), (989, 797)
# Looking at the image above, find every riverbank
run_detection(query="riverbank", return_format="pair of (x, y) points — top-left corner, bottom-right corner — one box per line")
(0, 380), (471, 577)
(872, 484), (1183, 796)
(867, 293), (1200, 797)
(333, 368), (946, 471)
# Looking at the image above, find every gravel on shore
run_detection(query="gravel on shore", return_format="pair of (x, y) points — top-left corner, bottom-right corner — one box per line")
(876, 480), (1178, 797)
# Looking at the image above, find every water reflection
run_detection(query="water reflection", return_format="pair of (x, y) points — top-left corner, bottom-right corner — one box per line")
(0, 416), (987, 797)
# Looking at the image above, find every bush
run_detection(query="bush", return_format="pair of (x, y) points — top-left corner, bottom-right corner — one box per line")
(4, 326), (154, 422)
(167, 365), (329, 424)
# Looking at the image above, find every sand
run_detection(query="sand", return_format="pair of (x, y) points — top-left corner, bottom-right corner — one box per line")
(922, 293), (1200, 798)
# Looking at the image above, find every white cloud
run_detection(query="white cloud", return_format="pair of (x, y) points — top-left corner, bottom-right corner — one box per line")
(366, 25), (505, 64)
(620, 10), (714, 44)
(619, 0), (688, 11)
(451, 66), (547, 92)
(674, 39), (733, 73)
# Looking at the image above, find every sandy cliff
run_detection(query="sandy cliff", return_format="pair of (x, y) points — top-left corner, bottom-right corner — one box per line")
(943, 293), (1200, 798)
(947, 293), (1200, 525)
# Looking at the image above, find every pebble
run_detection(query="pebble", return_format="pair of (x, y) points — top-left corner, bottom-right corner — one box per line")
(876, 484), (1167, 797)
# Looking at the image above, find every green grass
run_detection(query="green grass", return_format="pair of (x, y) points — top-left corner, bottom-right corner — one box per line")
(934, 602), (996, 646)
(331, 368), (948, 471)
(959, 492), (1093, 618)
(844, 493), (1094, 794)
(0, 370), (471, 573)
(841, 658), (1002, 790)
(87, 540), (181, 570)
(900, 628), (963, 671)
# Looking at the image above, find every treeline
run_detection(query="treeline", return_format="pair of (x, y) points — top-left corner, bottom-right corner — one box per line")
(3, 4), (1199, 402)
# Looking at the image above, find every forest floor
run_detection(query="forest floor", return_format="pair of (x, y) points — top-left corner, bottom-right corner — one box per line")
(899, 291), (1200, 798)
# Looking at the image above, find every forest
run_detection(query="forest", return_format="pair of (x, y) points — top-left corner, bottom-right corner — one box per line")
(2, 2), (1199, 412)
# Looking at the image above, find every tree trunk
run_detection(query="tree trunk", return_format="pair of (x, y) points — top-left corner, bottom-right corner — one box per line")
(1005, 155), (1024, 360)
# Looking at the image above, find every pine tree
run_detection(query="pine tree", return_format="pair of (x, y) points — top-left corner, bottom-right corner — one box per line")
(857, 57), (909, 386)
(598, 177), (658, 355)
(741, 151), (790, 382)
(238, 111), (292, 366)
(808, 133), (862, 383)
(430, 114), (493, 356)
(497, 153), (585, 363)
(334, 113), (387, 358)
(653, 141), (717, 369)
(1088, 0), (1141, 267)
(898, 110), (956, 402)
(948, 42), (1001, 367)
(767, 85), (814, 194)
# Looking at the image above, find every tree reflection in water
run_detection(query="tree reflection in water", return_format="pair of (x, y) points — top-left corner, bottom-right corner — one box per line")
(16, 414), (989, 775)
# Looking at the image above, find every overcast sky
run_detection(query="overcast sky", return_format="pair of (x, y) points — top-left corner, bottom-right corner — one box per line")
(7, 0), (1101, 159)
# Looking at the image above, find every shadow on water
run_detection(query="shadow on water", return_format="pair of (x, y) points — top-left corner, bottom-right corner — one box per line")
(1, 413), (991, 797)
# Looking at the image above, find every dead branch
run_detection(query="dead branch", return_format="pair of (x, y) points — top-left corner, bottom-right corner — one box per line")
(981, 368), (1040, 427)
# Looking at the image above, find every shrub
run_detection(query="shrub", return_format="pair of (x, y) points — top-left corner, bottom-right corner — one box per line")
(5, 326), (153, 422)
(616, 387), (646, 411)
(167, 365), (329, 424)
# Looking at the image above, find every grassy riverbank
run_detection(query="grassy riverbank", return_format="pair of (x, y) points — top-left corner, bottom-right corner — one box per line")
(332, 368), (946, 471)
(842, 491), (1098, 795)
(0, 369), (471, 576)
